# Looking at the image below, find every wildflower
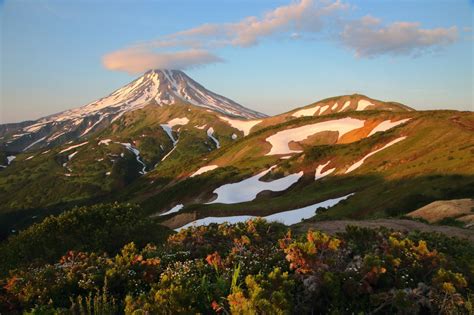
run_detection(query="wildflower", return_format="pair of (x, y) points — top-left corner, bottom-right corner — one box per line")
(206, 252), (223, 270)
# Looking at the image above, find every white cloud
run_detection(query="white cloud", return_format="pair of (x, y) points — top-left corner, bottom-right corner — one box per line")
(102, 48), (223, 74)
(102, 0), (459, 73)
(103, 0), (347, 73)
(340, 16), (458, 57)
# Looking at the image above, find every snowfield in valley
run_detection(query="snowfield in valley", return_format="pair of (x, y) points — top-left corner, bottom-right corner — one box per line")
(176, 193), (354, 231)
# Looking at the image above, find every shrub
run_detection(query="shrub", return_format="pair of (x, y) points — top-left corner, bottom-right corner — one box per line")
(1, 220), (472, 314)
(0, 203), (172, 275)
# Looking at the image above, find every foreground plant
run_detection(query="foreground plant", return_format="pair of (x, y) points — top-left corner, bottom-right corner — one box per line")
(1, 219), (472, 314)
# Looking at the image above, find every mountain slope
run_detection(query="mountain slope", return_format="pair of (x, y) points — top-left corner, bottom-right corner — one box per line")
(1, 99), (472, 237)
(0, 70), (266, 152)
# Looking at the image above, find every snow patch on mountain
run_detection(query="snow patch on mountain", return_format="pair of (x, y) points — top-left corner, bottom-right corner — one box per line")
(191, 165), (219, 177)
(339, 101), (351, 112)
(319, 105), (329, 115)
(98, 139), (112, 146)
(368, 119), (411, 136)
(207, 127), (220, 148)
(7, 156), (16, 165)
(208, 166), (303, 204)
(357, 100), (374, 111)
(120, 142), (147, 174)
(219, 117), (262, 136)
(345, 136), (407, 173)
(292, 106), (320, 118)
(176, 193), (353, 230)
(159, 204), (184, 216)
(160, 117), (189, 146)
(265, 118), (365, 155)
(315, 161), (335, 180)
(264, 193), (354, 225)
(59, 142), (88, 154)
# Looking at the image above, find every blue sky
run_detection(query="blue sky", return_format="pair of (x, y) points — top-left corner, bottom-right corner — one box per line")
(1, 0), (473, 123)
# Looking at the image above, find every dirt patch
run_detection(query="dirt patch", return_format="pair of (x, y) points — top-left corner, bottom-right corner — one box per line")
(339, 119), (380, 144)
(407, 199), (474, 223)
(293, 219), (474, 242)
(160, 212), (198, 229)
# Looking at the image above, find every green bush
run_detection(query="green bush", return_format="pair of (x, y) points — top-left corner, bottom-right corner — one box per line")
(1, 220), (473, 314)
(0, 203), (172, 275)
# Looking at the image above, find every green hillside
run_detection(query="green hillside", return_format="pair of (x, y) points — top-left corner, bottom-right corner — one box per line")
(0, 96), (473, 238)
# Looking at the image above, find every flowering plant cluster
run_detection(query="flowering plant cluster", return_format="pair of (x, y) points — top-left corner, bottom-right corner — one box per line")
(1, 219), (473, 314)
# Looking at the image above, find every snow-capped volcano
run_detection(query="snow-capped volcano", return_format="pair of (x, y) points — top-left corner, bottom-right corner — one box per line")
(78, 69), (266, 120)
(0, 70), (266, 152)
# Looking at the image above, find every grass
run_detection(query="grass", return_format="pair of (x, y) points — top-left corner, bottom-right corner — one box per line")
(0, 108), (472, 237)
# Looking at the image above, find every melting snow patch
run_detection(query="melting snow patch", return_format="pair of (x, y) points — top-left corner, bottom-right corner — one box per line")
(120, 143), (147, 174)
(292, 106), (320, 118)
(23, 136), (47, 151)
(161, 144), (178, 161)
(368, 119), (411, 136)
(207, 127), (220, 148)
(59, 142), (88, 154)
(191, 165), (218, 177)
(68, 151), (78, 160)
(177, 215), (254, 231)
(176, 194), (353, 230)
(98, 139), (112, 146)
(219, 117), (261, 136)
(345, 136), (407, 173)
(339, 101), (351, 112)
(264, 194), (353, 225)
(315, 161), (335, 180)
(265, 118), (365, 155)
(318, 105), (329, 115)
(159, 204), (184, 216)
(167, 117), (190, 127)
(160, 125), (177, 145)
(7, 156), (16, 165)
(357, 100), (374, 111)
(160, 117), (189, 145)
(208, 166), (303, 204)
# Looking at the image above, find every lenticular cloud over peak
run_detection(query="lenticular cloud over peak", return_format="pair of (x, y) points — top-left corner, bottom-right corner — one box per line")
(102, 48), (223, 74)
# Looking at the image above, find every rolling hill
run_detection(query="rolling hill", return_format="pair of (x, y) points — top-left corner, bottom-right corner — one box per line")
(0, 70), (473, 240)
